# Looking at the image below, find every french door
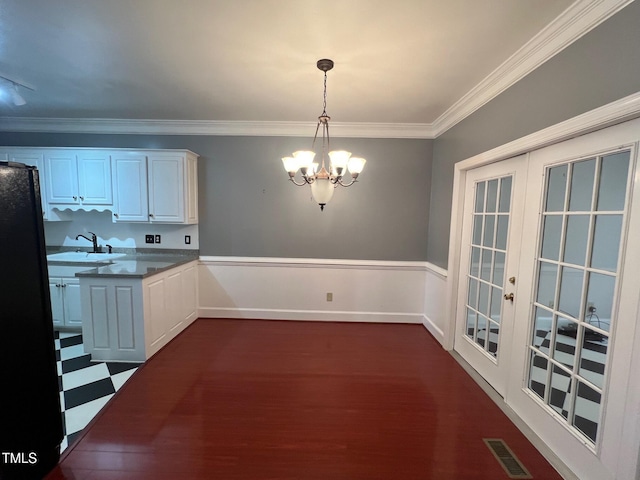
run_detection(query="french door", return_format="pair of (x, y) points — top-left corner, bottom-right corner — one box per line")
(454, 154), (527, 397)
(453, 117), (640, 480)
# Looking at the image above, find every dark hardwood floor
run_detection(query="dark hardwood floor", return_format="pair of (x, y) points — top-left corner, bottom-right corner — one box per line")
(46, 319), (562, 479)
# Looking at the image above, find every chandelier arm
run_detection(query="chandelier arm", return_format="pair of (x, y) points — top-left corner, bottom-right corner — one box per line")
(288, 178), (310, 187)
(335, 178), (358, 187)
(311, 120), (322, 150)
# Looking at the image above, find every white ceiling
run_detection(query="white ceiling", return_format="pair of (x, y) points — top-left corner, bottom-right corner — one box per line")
(0, 1), (625, 136)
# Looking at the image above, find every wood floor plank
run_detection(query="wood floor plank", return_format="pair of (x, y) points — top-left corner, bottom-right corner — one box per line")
(46, 319), (562, 479)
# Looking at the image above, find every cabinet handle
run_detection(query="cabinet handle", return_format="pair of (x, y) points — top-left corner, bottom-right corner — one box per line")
(113, 213), (119, 218)
(149, 213), (154, 218)
(61, 284), (67, 288)
(80, 196), (84, 201)
(55, 284), (61, 287)
(73, 196), (78, 201)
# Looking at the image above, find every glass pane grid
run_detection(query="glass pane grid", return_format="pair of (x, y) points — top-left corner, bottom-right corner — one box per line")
(464, 176), (512, 360)
(526, 150), (630, 445)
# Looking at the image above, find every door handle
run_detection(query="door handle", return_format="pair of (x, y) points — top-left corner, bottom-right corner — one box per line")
(504, 292), (514, 302)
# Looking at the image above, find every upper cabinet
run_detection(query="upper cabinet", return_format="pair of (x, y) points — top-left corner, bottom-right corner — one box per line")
(112, 150), (198, 224)
(0, 147), (198, 224)
(0, 150), (68, 221)
(45, 150), (112, 207)
(147, 152), (198, 224)
(112, 153), (149, 222)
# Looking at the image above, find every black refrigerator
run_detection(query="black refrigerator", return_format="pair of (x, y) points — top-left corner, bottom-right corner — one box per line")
(0, 162), (63, 479)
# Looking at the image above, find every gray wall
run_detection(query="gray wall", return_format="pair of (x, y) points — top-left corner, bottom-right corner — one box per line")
(0, 133), (433, 261)
(427, 0), (640, 268)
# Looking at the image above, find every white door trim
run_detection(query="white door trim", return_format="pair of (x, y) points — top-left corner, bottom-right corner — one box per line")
(444, 91), (640, 350)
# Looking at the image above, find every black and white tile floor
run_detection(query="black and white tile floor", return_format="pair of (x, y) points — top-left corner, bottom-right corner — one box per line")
(54, 331), (140, 452)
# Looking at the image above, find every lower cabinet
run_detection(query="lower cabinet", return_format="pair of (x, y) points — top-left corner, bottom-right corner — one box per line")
(49, 277), (83, 329)
(80, 261), (198, 362)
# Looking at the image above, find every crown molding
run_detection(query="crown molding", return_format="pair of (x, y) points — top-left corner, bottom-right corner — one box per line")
(457, 91), (640, 170)
(0, 117), (435, 139)
(431, 0), (634, 137)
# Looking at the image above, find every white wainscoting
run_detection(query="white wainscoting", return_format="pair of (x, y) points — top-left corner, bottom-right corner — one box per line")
(422, 264), (448, 344)
(198, 257), (448, 341)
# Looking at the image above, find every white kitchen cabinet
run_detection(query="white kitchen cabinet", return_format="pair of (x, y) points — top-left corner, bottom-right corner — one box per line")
(1, 147), (198, 224)
(49, 277), (82, 329)
(0, 149), (69, 221)
(147, 152), (198, 224)
(45, 150), (112, 208)
(112, 153), (149, 222)
(81, 260), (198, 362)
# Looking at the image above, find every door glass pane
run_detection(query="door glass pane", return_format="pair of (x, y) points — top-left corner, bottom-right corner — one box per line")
(558, 266), (583, 319)
(585, 273), (615, 333)
(478, 282), (489, 316)
(486, 179), (498, 213)
(467, 278), (478, 309)
(475, 181), (486, 213)
(554, 317), (577, 369)
(532, 307), (552, 355)
(563, 215), (589, 266)
(480, 249), (492, 281)
(545, 164), (568, 212)
(466, 308), (477, 338)
(549, 365), (572, 419)
(597, 151), (629, 211)
(579, 328), (607, 389)
(472, 215), (482, 245)
(488, 320), (499, 357)
(490, 286), (502, 323)
(496, 215), (508, 250)
(536, 262), (558, 309)
(591, 215), (622, 272)
(477, 315), (487, 348)
(470, 247), (480, 277)
(568, 158), (595, 211)
(540, 215), (562, 261)
(573, 381), (601, 443)
(483, 215), (495, 247)
(529, 351), (549, 400)
(499, 176), (512, 213)
(493, 251), (505, 288)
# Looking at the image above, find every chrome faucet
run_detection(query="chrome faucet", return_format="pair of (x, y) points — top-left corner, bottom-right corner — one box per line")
(76, 232), (100, 253)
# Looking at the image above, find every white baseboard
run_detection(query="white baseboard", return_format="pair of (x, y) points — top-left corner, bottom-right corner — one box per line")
(198, 307), (423, 324)
(422, 314), (445, 344)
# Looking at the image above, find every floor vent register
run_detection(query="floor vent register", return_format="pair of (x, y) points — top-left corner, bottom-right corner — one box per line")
(483, 438), (533, 479)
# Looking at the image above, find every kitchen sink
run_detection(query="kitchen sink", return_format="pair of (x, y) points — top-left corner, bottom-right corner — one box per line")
(47, 252), (127, 263)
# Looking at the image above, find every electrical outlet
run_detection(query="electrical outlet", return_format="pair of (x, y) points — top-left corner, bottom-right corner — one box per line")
(185, 235), (191, 245)
(155, 234), (161, 244)
(145, 234), (155, 244)
(587, 302), (596, 313)
(326, 292), (333, 302)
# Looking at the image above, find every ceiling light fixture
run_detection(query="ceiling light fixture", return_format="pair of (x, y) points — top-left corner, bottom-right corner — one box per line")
(282, 59), (366, 211)
(0, 74), (33, 106)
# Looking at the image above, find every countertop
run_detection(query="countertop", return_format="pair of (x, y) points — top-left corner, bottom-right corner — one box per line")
(47, 253), (199, 279)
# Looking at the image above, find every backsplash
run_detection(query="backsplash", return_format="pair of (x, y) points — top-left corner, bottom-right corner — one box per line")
(44, 210), (199, 250)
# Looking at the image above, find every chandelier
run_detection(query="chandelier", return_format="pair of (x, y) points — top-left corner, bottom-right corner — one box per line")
(281, 59), (366, 211)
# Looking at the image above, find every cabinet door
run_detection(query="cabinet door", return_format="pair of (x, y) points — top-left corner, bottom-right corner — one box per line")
(112, 154), (148, 222)
(77, 152), (113, 205)
(148, 155), (184, 223)
(49, 279), (64, 327)
(6, 151), (49, 220)
(45, 152), (79, 204)
(63, 278), (83, 328)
